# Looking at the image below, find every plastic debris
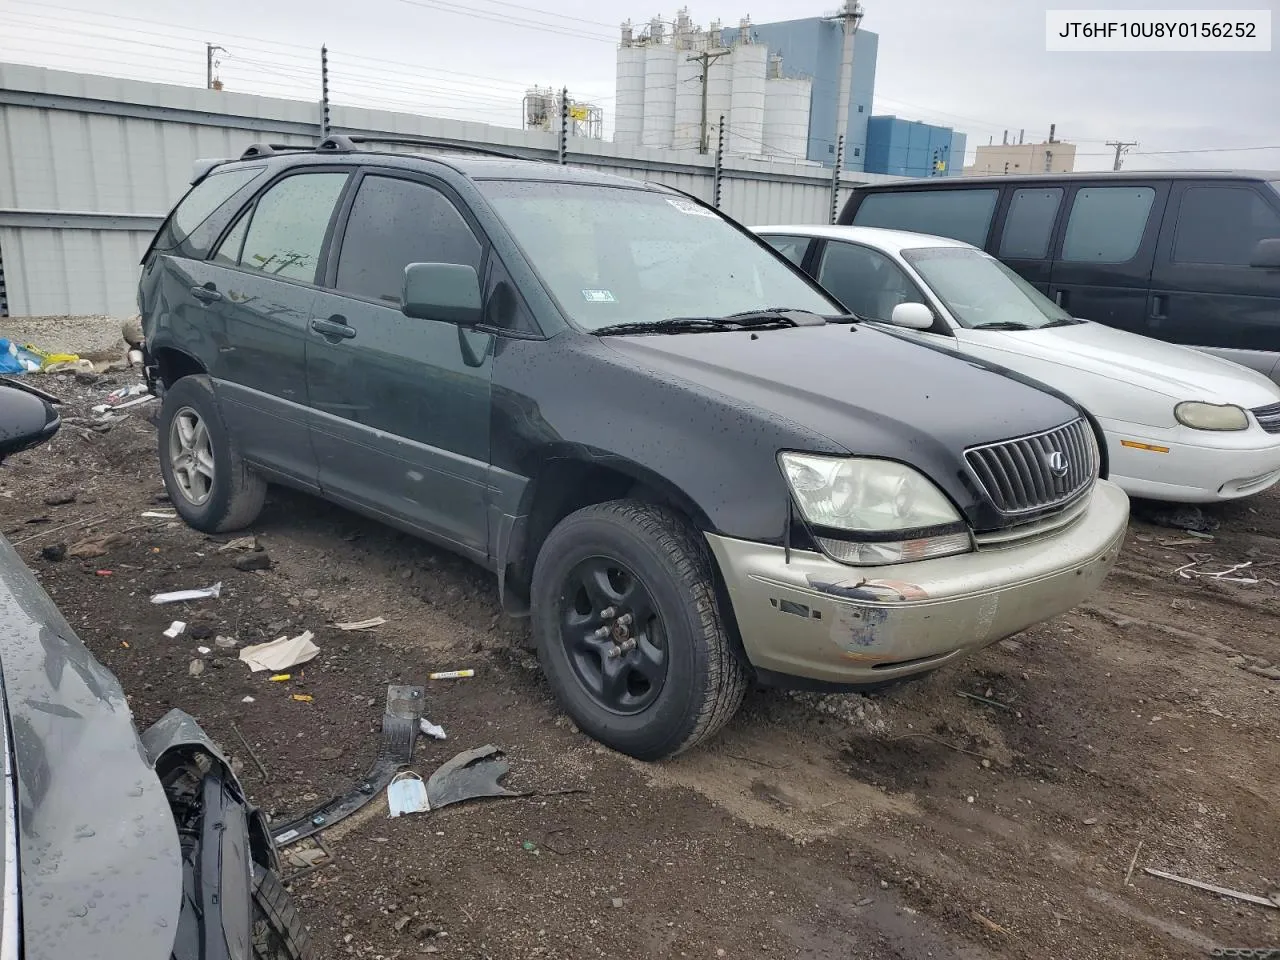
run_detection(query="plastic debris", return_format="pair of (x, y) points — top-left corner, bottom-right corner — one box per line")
(269, 674), (291, 682)
(387, 772), (430, 818)
(336, 617), (387, 631)
(419, 719), (447, 740)
(240, 631), (319, 672)
(1144, 868), (1280, 909)
(218, 536), (259, 552)
(141, 510), (178, 519)
(242, 696), (256, 703)
(151, 582), (223, 605)
(163, 621), (187, 638)
(197, 646), (212, 655)
(215, 635), (238, 649)
(189, 660), (205, 677)
(429, 669), (474, 680)
(291, 694), (314, 703)
(91, 394), (154, 415)
(95, 569), (112, 577)
(426, 744), (519, 811)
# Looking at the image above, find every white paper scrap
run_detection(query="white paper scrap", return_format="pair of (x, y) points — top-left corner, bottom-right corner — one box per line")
(239, 631), (319, 673)
(163, 620), (186, 638)
(151, 582), (223, 605)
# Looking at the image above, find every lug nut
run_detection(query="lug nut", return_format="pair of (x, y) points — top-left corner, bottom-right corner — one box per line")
(592, 625), (611, 639)
(616, 613), (633, 627)
(600, 606), (617, 619)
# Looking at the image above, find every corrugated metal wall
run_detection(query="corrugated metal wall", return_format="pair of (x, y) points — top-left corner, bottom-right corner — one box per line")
(0, 62), (899, 318)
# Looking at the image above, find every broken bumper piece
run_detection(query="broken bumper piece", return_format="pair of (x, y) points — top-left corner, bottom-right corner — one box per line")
(706, 479), (1129, 687)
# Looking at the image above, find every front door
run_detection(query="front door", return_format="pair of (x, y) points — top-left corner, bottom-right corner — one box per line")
(1148, 179), (1280, 382)
(306, 170), (493, 560)
(198, 169), (351, 486)
(1047, 180), (1169, 334)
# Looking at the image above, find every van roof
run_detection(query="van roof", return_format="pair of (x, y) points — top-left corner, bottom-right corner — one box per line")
(853, 169), (1280, 190)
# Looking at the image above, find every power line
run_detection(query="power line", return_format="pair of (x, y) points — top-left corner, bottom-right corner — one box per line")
(393, 0), (617, 42)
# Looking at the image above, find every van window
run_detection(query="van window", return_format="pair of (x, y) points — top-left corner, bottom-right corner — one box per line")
(852, 189), (999, 247)
(335, 176), (481, 304)
(999, 188), (1063, 259)
(1173, 186), (1280, 266)
(1061, 186), (1155, 263)
(237, 172), (348, 284)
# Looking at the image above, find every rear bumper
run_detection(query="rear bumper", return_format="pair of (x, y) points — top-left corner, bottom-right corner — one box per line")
(706, 479), (1129, 687)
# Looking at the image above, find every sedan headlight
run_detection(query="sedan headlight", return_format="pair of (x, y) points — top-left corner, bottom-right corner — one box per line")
(779, 453), (971, 565)
(1174, 401), (1249, 431)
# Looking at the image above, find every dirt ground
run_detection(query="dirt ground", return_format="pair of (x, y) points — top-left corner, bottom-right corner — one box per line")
(3, 369), (1278, 960)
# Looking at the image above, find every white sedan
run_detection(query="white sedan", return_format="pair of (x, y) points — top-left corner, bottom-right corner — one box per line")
(754, 224), (1280, 503)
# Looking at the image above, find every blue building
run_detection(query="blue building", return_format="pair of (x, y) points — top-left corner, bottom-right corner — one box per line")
(728, 17), (879, 172)
(864, 116), (968, 178)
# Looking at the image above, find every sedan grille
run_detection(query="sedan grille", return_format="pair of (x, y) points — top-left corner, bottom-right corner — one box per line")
(1252, 402), (1280, 434)
(965, 419), (1097, 516)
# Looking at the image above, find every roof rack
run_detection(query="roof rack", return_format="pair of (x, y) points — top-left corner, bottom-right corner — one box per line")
(316, 133), (540, 163)
(238, 142), (320, 159)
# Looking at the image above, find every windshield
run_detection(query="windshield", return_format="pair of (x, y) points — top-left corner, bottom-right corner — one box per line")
(477, 180), (840, 331)
(901, 246), (1077, 329)
(1270, 180), (1280, 202)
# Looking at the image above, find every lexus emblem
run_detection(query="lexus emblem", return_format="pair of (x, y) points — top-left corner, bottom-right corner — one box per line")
(1045, 451), (1070, 478)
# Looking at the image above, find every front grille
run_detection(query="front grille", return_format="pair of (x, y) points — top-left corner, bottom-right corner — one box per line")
(1252, 402), (1280, 434)
(965, 418), (1097, 516)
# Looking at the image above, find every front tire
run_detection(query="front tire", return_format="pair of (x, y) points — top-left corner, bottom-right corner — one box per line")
(157, 374), (266, 533)
(530, 500), (747, 761)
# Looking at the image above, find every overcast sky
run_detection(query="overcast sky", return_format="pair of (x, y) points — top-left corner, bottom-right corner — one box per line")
(0, 0), (1276, 171)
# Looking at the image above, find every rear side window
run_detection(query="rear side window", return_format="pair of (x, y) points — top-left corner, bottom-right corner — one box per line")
(237, 172), (348, 283)
(852, 189), (999, 247)
(760, 235), (811, 266)
(1061, 186), (1155, 263)
(999, 188), (1063, 259)
(171, 167), (263, 241)
(335, 175), (481, 304)
(1173, 186), (1280, 265)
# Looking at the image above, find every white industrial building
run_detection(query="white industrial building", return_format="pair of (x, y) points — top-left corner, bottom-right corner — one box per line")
(615, 11), (814, 161)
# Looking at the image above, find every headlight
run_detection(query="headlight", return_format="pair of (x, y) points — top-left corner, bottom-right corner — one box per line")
(779, 453), (971, 565)
(1174, 401), (1249, 431)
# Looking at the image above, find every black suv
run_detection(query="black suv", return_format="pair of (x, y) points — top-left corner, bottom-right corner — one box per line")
(139, 136), (1129, 760)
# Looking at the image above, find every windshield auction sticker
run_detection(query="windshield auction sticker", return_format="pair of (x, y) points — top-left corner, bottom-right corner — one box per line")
(1046, 9), (1271, 50)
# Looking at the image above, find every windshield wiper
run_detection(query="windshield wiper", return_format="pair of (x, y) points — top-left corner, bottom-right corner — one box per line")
(1041, 317), (1080, 328)
(593, 308), (830, 336)
(970, 320), (1033, 331)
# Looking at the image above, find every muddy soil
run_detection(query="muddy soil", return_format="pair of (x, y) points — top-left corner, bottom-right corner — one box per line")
(3, 371), (1278, 960)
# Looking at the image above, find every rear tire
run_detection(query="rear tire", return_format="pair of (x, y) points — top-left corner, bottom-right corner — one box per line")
(252, 865), (313, 960)
(157, 374), (266, 533)
(530, 500), (747, 761)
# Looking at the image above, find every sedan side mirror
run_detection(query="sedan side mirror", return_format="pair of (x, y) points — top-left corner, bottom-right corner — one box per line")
(402, 262), (482, 326)
(0, 385), (60, 464)
(890, 302), (935, 330)
(1249, 238), (1280, 269)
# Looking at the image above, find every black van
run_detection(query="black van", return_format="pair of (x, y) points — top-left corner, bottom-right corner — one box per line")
(837, 171), (1280, 384)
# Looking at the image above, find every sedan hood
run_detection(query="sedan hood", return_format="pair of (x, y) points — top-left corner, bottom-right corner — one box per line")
(0, 535), (181, 960)
(602, 322), (1080, 479)
(957, 321), (1280, 407)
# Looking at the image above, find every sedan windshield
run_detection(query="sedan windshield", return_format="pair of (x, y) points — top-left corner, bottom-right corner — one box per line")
(901, 246), (1078, 330)
(477, 180), (840, 331)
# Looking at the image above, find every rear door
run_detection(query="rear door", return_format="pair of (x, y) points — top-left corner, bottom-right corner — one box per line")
(306, 169), (494, 560)
(1047, 179), (1169, 334)
(1148, 179), (1280, 382)
(990, 185), (1065, 294)
(199, 168), (352, 487)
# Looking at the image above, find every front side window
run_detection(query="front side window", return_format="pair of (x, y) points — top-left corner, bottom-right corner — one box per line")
(817, 242), (922, 322)
(1061, 186), (1155, 263)
(852, 189), (999, 247)
(760, 234), (811, 266)
(335, 175), (482, 304)
(999, 188), (1063, 260)
(902, 247), (1077, 330)
(237, 172), (349, 283)
(1173, 185), (1280, 265)
(477, 182), (839, 331)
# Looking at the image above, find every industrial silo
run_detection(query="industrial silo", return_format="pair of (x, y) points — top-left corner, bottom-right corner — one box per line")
(673, 55), (702, 151)
(642, 20), (676, 149)
(728, 37), (768, 156)
(763, 74), (812, 160)
(614, 28), (647, 147)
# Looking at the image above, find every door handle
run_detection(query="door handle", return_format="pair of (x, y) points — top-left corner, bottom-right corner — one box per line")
(1150, 294), (1167, 320)
(1054, 289), (1067, 308)
(310, 317), (356, 340)
(191, 284), (223, 304)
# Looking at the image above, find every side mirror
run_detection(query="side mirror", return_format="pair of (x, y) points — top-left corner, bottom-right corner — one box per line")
(402, 262), (482, 326)
(1249, 238), (1280, 269)
(0, 385), (60, 463)
(889, 302), (935, 330)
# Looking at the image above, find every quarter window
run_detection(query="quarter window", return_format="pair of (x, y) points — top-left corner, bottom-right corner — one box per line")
(1173, 186), (1280, 265)
(335, 176), (481, 304)
(852, 189), (999, 248)
(999, 188), (1063, 260)
(237, 172), (349, 283)
(817, 242), (922, 322)
(171, 167), (263, 241)
(1061, 186), (1155, 263)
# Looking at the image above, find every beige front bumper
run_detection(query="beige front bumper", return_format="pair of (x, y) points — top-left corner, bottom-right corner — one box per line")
(706, 479), (1130, 686)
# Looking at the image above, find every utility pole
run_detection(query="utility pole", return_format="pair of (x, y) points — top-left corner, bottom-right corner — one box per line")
(830, 0), (863, 173)
(1106, 140), (1138, 170)
(206, 43), (226, 90)
(689, 48), (729, 155)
